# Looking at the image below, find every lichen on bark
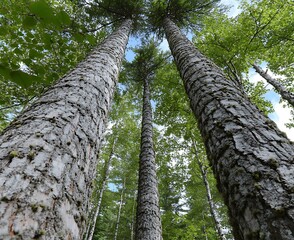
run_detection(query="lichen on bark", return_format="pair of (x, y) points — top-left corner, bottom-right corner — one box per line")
(163, 17), (294, 240)
(0, 19), (132, 239)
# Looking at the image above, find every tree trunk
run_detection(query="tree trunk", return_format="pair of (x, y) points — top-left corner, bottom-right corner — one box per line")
(136, 78), (162, 239)
(130, 191), (137, 240)
(114, 177), (126, 240)
(163, 17), (294, 240)
(192, 140), (226, 240)
(0, 19), (132, 239)
(88, 137), (117, 240)
(252, 63), (294, 107)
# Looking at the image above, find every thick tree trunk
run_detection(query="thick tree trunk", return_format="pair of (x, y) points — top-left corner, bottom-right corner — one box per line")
(163, 17), (294, 240)
(88, 138), (117, 240)
(135, 78), (162, 239)
(192, 140), (226, 240)
(252, 63), (294, 107)
(114, 177), (126, 240)
(0, 19), (132, 239)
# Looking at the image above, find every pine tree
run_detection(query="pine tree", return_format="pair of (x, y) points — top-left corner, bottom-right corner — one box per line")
(163, 15), (294, 240)
(125, 41), (166, 239)
(0, 19), (132, 239)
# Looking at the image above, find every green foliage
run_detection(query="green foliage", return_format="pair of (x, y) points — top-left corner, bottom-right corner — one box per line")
(90, 89), (140, 240)
(1, 0), (291, 238)
(192, 0), (293, 124)
(124, 39), (169, 85)
(0, 0), (106, 128)
(83, 0), (145, 33)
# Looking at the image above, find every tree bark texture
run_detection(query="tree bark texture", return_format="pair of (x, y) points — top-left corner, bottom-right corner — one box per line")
(88, 138), (116, 240)
(252, 63), (294, 108)
(192, 140), (226, 240)
(164, 17), (294, 240)
(114, 177), (126, 240)
(0, 19), (132, 240)
(136, 78), (162, 240)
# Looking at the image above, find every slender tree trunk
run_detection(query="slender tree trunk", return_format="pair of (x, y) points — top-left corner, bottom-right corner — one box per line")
(0, 19), (132, 239)
(130, 191), (137, 240)
(136, 78), (162, 239)
(252, 63), (294, 107)
(163, 17), (294, 240)
(114, 177), (126, 240)
(84, 213), (92, 240)
(88, 137), (117, 240)
(192, 140), (226, 240)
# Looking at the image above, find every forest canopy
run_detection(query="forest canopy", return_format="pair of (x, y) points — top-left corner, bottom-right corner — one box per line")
(0, 0), (293, 239)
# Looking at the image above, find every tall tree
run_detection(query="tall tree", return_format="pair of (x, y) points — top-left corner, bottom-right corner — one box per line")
(163, 16), (294, 240)
(148, 1), (294, 239)
(126, 41), (166, 239)
(0, 18), (132, 239)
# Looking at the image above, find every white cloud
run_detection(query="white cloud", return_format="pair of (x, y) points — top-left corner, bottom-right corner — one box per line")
(272, 102), (294, 141)
(220, 0), (242, 18)
(248, 66), (294, 141)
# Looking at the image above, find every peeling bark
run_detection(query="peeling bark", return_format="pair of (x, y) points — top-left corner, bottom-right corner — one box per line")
(252, 63), (294, 108)
(164, 17), (294, 240)
(136, 78), (162, 239)
(0, 19), (132, 239)
(88, 138), (117, 240)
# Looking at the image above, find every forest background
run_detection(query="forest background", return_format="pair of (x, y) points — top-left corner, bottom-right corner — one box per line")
(0, 0), (293, 239)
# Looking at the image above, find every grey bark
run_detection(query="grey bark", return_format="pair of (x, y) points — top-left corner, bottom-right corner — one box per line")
(0, 19), (132, 240)
(88, 137), (117, 240)
(135, 77), (162, 239)
(192, 140), (226, 240)
(163, 17), (294, 240)
(114, 177), (126, 240)
(252, 63), (294, 108)
(130, 192), (137, 240)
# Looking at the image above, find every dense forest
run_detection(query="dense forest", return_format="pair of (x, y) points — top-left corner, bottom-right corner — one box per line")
(0, 0), (293, 239)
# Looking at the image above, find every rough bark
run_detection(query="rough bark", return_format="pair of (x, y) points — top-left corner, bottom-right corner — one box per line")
(163, 17), (294, 240)
(192, 140), (226, 240)
(114, 177), (126, 240)
(88, 138), (116, 240)
(136, 78), (162, 240)
(252, 63), (294, 108)
(0, 19), (132, 240)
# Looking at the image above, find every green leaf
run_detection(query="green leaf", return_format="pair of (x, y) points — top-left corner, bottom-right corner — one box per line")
(87, 35), (96, 45)
(23, 16), (37, 28)
(10, 70), (39, 88)
(29, 0), (54, 22)
(29, 49), (43, 59)
(73, 33), (84, 43)
(0, 65), (11, 80)
(0, 26), (8, 36)
(56, 10), (71, 26)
